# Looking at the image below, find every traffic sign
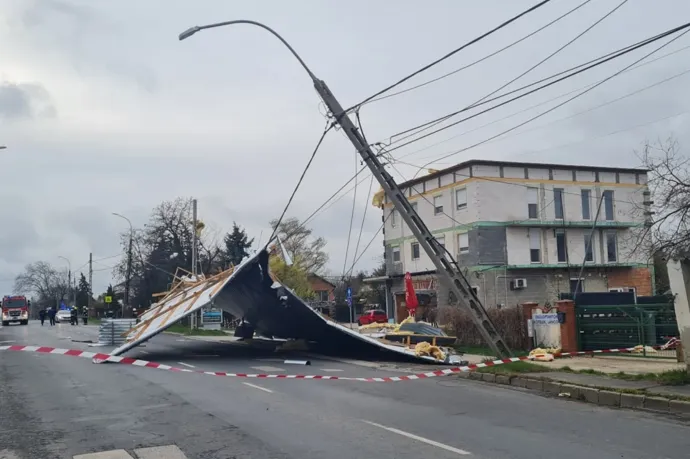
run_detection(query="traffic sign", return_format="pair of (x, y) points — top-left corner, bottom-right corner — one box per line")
(346, 287), (352, 307)
(104, 296), (112, 304)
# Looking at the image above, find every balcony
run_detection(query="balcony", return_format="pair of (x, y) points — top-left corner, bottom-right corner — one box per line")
(387, 262), (404, 276)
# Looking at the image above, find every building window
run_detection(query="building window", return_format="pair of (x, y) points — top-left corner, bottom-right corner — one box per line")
(455, 188), (467, 210)
(392, 247), (401, 263)
(529, 228), (541, 263)
(606, 231), (617, 262)
(391, 209), (397, 226)
(433, 195), (443, 215)
(603, 190), (614, 221)
(436, 235), (446, 249)
(458, 233), (469, 254)
(581, 189), (591, 220)
(527, 187), (538, 219)
(410, 201), (418, 213)
(411, 242), (420, 260)
(554, 188), (564, 219)
(556, 229), (568, 263)
(584, 233), (594, 262)
(316, 290), (329, 301)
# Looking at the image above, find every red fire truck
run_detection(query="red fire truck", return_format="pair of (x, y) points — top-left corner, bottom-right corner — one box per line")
(1, 295), (30, 326)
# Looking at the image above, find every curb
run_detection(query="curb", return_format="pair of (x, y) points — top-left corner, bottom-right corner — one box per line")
(455, 372), (690, 416)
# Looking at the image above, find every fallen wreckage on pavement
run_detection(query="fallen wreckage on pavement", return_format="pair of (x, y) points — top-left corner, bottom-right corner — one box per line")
(111, 249), (461, 364)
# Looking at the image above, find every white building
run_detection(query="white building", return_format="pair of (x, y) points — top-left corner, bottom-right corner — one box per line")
(375, 159), (652, 321)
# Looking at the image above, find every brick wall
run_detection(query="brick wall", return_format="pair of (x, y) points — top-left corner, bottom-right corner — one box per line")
(606, 267), (653, 296)
(307, 276), (335, 301)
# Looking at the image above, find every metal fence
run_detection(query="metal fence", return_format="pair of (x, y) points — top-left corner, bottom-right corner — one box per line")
(575, 303), (679, 359)
(97, 319), (137, 346)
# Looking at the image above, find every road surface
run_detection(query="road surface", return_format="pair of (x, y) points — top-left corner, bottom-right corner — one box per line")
(1, 321), (688, 458)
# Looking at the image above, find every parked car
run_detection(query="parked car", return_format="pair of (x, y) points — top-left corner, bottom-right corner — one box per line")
(55, 309), (71, 323)
(357, 309), (388, 326)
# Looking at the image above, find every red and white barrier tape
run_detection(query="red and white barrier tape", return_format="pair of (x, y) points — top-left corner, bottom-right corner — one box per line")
(0, 344), (648, 382)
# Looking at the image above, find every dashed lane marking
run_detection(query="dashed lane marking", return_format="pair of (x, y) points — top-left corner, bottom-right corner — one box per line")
(362, 420), (471, 455)
(322, 369), (344, 372)
(177, 362), (195, 368)
(243, 382), (273, 393)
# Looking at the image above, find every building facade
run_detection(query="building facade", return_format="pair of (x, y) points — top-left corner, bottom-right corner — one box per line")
(377, 160), (652, 321)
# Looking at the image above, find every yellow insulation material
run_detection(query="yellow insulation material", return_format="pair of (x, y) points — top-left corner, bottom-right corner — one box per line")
(414, 341), (446, 360)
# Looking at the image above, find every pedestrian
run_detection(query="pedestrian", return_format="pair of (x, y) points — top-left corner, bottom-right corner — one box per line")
(39, 309), (46, 326)
(82, 307), (88, 325)
(70, 307), (78, 326)
(48, 308), (56, 326)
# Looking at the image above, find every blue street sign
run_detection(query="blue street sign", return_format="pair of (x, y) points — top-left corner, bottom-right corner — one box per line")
(346, 287), (352, 307)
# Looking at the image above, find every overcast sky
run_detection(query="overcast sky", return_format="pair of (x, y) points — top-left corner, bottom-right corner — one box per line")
(1, 0), (689, 295)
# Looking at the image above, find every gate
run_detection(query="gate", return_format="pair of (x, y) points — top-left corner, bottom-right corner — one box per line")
(575, 294), (678, 358)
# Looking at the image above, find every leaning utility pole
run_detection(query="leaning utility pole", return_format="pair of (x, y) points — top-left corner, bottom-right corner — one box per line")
(124, 231), (133, 317)
(313, 81), (511, 358)
(178, 20), (511, 358)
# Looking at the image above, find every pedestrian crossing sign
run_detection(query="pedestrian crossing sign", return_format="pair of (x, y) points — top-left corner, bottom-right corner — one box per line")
(104, 296), (112, 303)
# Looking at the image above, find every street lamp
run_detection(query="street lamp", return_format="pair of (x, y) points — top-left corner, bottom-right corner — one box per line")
(0, 146), (6, 150)
(113, 212), (133, 318)
(57, 256), (74, 307)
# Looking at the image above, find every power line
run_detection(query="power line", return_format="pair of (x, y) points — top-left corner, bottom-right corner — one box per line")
(385, 23), (690, 155)
(344, 0), (555, 113)
(411, 66), (690, 164)
(341, 146), (360, 278)
(383, 24), (689, 147)
(267, 122), (333, 246)
(409, 26), (690, 173)
(393, 42), (690, 162)
(347, 174), (376, 278)
(362, 0), (594, 106)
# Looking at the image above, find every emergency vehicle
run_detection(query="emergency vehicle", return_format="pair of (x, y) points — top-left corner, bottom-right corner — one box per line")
(1, 295), (30, 326)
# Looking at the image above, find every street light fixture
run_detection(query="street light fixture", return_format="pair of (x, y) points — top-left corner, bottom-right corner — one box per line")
(0, 146), (6, 150)
(112, 212), (133, 318)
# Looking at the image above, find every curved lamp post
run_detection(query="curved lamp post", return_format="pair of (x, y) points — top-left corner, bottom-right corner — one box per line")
(57, 256), (73, 307)
(112, 212), (133, 318)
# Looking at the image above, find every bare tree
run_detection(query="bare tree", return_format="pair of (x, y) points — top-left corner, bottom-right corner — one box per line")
(639, 138), (690, 257)
(14, 261), (69, 307)
(269, 217), (328, 273)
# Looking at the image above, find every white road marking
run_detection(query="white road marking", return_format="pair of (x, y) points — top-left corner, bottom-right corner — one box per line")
(140, 350), (150, 355)
(176, 339), (188, 342)
(0, 340), (15, 344)
(362, 420), (471, 455)
(243, 382), (273, 393)
(251, 365), (285, 372)
(134, 445), (188, 458)
(321, 368), (344, 372)
(177, 362), (196, 368)
(73, 449), (134, 458)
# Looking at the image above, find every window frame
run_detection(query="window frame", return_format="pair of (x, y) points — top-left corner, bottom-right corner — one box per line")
(606, 230), (618, 262)
(527, 187), (539, 219)
(529, 228), (541, 263)
(603, 190), (614, 221)
(392, 246), (401, 263)
(581, 189), (591, 220)
(584, 233), (594, 262)
(436, 235), (446, 249)
(411, 242), (420, 260)
(457, 233), (469, 254)
(554, 188), (564, 219)
(455, 187), (467, 211)
(433, 195), (444, 216)
(555, 229), (568, 263)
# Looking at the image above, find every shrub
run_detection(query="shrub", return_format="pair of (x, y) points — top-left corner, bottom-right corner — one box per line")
(437, 305), (526, 350)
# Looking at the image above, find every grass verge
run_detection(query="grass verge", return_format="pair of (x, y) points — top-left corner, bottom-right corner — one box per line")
(559, 366), (690, 386)
(165, 323), (229, 336)
(476, 361), (552, 374)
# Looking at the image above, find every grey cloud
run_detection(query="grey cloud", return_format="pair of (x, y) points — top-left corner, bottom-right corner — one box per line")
(0, 81), (56, 120)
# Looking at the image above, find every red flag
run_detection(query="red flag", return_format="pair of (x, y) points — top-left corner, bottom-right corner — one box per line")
(404, 272), (419, 316)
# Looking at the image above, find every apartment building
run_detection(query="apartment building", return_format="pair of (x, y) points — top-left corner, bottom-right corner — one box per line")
(377, 159), (652, 321)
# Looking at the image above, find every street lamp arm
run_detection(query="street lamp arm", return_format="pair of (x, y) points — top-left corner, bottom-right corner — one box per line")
(112, 212), (133, 231)
(179, 20), (318, 82)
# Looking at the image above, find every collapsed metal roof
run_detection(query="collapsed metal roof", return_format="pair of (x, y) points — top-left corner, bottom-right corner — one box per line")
(111, 249), (444, 363)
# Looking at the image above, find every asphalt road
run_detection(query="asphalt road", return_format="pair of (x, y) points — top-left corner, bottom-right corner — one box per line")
(1, 322), (689, 458)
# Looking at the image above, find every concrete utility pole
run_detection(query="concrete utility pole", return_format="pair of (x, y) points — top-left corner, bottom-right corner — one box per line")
(665, 259), (690, 373)
(178, 21), (511, 358)
(88, 252), (93, 311)
(191, 198), (198, 330)
(113, 213), (133, 318)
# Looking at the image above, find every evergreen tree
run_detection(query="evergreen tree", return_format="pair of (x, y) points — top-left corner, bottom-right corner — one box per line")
(223, 222), (254, 267)
(76, 273), (91, 308)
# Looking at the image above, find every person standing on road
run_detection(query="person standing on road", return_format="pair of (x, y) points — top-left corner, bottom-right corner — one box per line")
(47, 307), (56, 326)
(39, 309), (46, 326)
(70, 306), (78, 326)
(82, 307), (88, 325)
